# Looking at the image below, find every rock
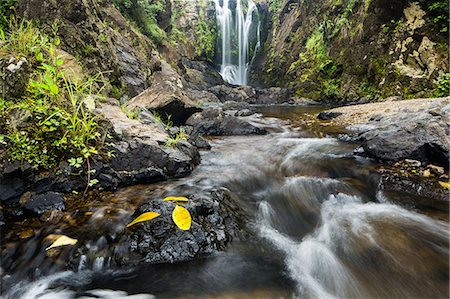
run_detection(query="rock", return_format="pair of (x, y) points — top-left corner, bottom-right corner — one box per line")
(127, 61), (201, 125)
(0, 57), (29, 101)
(223, 101), (250, 110)
(186, 108), (267, 136)
(0, 178), (26, 203)
(208, 85), (255, 103)
(95, 101), (200, 187)
(20, 191), (66, 215)
(124, 189), (246, 265)
(358, 110), (450, 166)
(189, 135), (211, 150)
(180, 58), (224, 89)
(317, 111), (343, 120)
(16, 0), (157, 98)
(235, 109), (255, 117)
(254, 87), (294, 105)
(427, 164), (445, 175)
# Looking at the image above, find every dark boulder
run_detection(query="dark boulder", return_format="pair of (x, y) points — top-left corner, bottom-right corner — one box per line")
(127, 61), (201, 125)
(124, 189), (246, 264)
(186, 108), (267, 136)
(357, 108), (450, 167)
(318, 111), (343, 120)
(20, 191), (66, 215)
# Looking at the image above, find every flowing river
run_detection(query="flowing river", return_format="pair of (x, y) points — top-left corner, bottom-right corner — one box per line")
(1, 106), (448, 298)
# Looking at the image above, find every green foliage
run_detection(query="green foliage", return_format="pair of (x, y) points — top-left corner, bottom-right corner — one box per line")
(420, 0), (449, 32)
(113, 0), (167, 44)
(164, 129), (187, 147)
(120, 103), (140, 120)
(0, 0), (16, 29)
(0, 19), (102, 170)
(434, 73), (450, 97)
(322, 79), (340, 99)
(195, 20), (216, 62)
(193, 0), (216, 62)
(152, 111), (173, 130)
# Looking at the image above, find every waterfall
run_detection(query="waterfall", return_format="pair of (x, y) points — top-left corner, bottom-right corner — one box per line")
(213, 0), (260, 85)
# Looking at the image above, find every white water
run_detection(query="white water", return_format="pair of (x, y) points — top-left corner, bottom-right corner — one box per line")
(258, 191), (449, 298)
(213, 0), (260, 85)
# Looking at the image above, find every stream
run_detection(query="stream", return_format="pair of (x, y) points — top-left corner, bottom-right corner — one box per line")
(1, 106), (449, 299)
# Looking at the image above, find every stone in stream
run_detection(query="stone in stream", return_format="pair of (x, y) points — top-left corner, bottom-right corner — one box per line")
(20, 191), (66, 215)
(122, 189), (247, 265)
(358, 108), (449, 166)
(187, 108), (267, 136)
(317, 111), (343, 120)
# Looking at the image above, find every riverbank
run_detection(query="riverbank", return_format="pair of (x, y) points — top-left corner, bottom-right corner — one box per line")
(318, 96), (450, 205)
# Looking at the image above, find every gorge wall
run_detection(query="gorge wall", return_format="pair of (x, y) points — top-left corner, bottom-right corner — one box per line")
(9, 0), (449, 103)
(251, 0), (449, 102)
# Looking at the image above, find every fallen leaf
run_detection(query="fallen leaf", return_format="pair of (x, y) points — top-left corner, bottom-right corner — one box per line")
(423, 169), (431, 178)
(45, 235), (77, 251)
(172, 205), (192, 231)
(438, 181), (450, 189)
(127, 211), (160, 228)
(18, 228), (34, 239)
(164, 196), (189, 203)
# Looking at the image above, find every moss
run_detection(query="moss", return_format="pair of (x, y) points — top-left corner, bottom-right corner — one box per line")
(322, 79), (341, 99)
(434, 72), (450, 97)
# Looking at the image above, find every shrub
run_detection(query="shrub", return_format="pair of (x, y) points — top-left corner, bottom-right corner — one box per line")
(434, 72), (450, 97)
(0, 19), (103, 170)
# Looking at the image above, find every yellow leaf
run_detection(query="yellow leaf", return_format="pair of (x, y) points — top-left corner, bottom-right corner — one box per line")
(423, 169), (431, 177)
(127, 211), (160, 228)
(45, 235), (77, 251)
(438, 181), (450, 189)
(172, 205), (192, 231)
(164, 196), (189, 203)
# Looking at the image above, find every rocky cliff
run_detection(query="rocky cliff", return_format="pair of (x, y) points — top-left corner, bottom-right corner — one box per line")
(251, 0), (449, 102)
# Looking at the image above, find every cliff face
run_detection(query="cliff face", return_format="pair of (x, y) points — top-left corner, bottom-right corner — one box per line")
(251, 0), (449, 102)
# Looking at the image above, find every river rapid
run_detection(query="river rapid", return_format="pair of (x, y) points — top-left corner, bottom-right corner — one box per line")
(1, 106), (448, 299)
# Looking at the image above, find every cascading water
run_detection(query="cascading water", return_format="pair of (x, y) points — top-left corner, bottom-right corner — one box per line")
(213, 0), (260, 85)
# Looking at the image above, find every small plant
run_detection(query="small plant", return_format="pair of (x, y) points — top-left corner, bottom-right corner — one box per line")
(434, 72), (450, 97)
(164, 129), (187, 148)
(0, 19), (105, 193)
(120, 103), (140, 120)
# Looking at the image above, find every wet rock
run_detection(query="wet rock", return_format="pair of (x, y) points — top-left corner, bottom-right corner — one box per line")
(127, 61), (201, 125)
(180, 58), (225, 89)
(124, 189), (246, 265)
(189, 135), (211, 150)
(223, 101), (250, 111)
(0, 178), (26, 203)
(358, 109), (449, 166)
(186, 108), (267, 136)
(318, 111), (343, 120)
(20, 191), (66, 215)
(235, 109), (255, 117)
(208, 85), (256, 103)
(253, 87), (294, 105)
(0, 57), (29, 101)
(96, 101), (200, 187)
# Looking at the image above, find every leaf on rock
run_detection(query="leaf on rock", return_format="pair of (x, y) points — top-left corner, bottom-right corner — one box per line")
(127, 211), (160, 228)
(423, 169), (431, 177)
(438, 181), (450, 189)
(164, 196), (189, 203)
(45, 235), (77, 251)
(172, 205), (192, 231)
